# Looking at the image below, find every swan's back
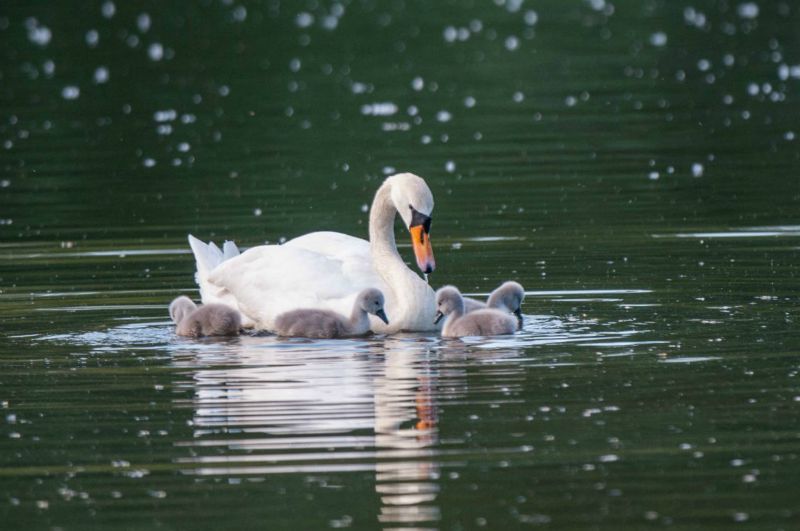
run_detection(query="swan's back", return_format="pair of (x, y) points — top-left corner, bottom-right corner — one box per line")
(443, 309), (517, 338)
(176, 303), (241, 337)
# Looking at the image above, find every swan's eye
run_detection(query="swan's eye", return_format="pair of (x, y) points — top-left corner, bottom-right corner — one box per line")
(409, 207), (432, 233)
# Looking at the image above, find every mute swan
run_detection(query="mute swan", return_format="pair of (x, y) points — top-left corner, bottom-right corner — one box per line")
(463, 281), (525, 329)
(169, 296), (241, 337)
(274, 288), (388, 339)
(188, 172), (438, 333)
(435, 286), (517, 338)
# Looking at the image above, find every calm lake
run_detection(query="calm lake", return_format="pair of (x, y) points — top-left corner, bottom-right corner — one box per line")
(1, 0), (799, 529)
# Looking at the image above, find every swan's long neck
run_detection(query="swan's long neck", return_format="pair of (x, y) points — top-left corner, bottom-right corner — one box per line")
(369, 182), (399, 260)
(369, 182), (421, 313)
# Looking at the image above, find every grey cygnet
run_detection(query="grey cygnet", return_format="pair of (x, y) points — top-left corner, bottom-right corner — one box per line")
(273, 288), (388, 339)
(169, 296), (241, 337)
(462, 281), (525, 329)
(435, 286), (517, 338)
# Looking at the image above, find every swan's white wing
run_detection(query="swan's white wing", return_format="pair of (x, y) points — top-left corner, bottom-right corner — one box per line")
(207, 239), (388, 330)
(285, 231), (369, 262)
(285, 231), (380, 287)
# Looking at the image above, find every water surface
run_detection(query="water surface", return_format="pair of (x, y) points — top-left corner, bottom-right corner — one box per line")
(1, 1), (799, 529)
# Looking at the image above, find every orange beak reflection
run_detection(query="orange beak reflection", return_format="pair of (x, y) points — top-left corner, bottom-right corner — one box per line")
(410, 225), (435, 274)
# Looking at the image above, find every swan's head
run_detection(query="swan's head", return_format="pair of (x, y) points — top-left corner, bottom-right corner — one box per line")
(358, 287), (389, 324)
(169, 296), (197, 324)
(434, 285), (464, 324)
(388, 173), (436, 275)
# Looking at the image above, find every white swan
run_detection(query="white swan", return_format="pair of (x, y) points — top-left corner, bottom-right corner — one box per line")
(187, 172), (438, 333)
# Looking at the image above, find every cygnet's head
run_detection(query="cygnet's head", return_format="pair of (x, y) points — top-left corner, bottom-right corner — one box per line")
(169, 296), (197, 324)
(490, 281), (525, 329)
(434, 285), (464, 324)
(386, 173), (436, 275)
(358, 288), (389, 324)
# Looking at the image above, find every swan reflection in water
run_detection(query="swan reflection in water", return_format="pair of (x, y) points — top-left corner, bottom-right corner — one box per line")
(170, 334), (514, 529)
(374, 337), (440, 527)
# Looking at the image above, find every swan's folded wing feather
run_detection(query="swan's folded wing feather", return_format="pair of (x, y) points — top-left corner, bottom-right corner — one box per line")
(207, 243), (384, 329)
(285, 231), (370, 261)
(286, 231), (382, 290)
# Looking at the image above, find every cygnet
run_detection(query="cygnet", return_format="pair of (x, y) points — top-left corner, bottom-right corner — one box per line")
(273, 288), (388, 339)
(435, 286), (517, 338)
(169, 295), (241, 337)
(463, 281), (525, 329)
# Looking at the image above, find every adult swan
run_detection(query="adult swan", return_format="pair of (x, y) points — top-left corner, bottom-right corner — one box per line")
(187, 173), (439, 333)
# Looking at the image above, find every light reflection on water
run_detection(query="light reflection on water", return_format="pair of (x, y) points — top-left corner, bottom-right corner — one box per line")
(652, 226), (800, 239)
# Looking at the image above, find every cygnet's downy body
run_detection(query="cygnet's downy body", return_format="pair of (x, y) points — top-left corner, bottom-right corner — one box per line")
(273, 288), (389, 339)
(435, 286), (517, 338)
(462, 281), (525, 329)
(169, 296), (241, 337)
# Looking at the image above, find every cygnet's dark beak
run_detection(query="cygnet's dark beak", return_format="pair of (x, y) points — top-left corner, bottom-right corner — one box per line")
(375, 309), (389, 324)
(514, 308), (523, 330)
(434, 311), (444, 325)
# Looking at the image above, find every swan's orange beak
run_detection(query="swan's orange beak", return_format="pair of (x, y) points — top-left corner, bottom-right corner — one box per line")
(410, 225), (435, 274)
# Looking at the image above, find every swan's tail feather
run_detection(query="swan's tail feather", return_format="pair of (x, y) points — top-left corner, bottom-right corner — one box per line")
(188, 234), (225, 280)
(208, 241), (222, 258)
(222, 240), (240, 260)
(188, 234), (244, 303)
(186, 234), (254, 328)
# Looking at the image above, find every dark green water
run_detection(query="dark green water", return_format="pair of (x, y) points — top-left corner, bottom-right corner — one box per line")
(2, 0), (799, 529)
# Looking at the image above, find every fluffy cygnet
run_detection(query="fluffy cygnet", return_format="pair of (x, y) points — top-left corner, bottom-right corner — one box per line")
(169, 296), (241, 337)
(463, 281), (525, 329)
(273, 288), (388, 339)
(435, 286), (517, 338)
